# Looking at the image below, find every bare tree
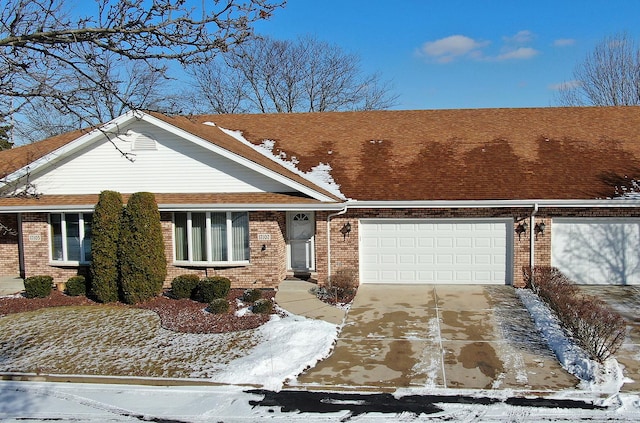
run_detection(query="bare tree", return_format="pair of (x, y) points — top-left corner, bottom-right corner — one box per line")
(0, 0), (283, 127)
(557, 32), (640, 106)
(14, 53), (179, 143)
(188, 35), (398, 114)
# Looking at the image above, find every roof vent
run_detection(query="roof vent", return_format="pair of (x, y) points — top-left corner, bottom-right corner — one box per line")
(132, 133), (157, 151)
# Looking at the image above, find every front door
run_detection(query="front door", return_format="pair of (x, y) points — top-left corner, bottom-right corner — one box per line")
(287, 212), (315, 271)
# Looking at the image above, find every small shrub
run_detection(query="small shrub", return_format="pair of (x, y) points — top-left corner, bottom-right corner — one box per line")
(195, 277), (231, 303)
(171, 274), (200, 299)
(328, 267), (358, 302)
(24, 275), (53, 298)
(525, 266), (626, 362)
(252, 298), (273, 314)
(208, 298), (230, 314)
(65, 276), (87, 297)
(242, 288), (262, 302)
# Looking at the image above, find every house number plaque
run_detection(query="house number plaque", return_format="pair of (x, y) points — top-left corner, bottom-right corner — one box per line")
(28, 234), (42, 242)
(257, 233), (271, 241)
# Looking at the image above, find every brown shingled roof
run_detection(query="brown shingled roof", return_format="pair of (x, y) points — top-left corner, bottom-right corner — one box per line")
(4, 107), (640, 202)
(191, 107), (640, 200)
(0, 128), (88, 178)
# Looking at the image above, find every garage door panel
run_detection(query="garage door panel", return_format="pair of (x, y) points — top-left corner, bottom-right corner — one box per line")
(360, 219), (510, 284)
(552, 219), (640, 285)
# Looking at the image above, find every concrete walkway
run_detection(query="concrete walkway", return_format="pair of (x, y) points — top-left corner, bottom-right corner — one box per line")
(0, 275), (23, 296)
(292, 284), (578, 391)
(275, 279), (346, 325)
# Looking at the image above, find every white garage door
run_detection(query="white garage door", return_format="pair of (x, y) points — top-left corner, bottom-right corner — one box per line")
(359, 219), (511, 284)
(552, 218), (640, 285)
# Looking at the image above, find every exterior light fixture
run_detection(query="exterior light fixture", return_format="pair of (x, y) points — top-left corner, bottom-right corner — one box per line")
(340, 222), (352, 240)
(534, 222), (546, 240)
(515, 222), (528, 240)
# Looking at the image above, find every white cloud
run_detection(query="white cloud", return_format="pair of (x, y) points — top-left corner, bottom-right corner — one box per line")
(548, 80), (582, 91)
(496, 47), (539, 61)
(554, 38), (576, 47)
(504, 30), (535, 45)
(418, 30), (539, 63)
(419, 35), (489, 63)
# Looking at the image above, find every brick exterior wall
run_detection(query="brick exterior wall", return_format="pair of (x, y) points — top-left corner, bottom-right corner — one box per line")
(13, 207), (640, 289)
(0, 214), (20, 276)
(162, 211), (287, 289)
(21, 212), (90, 283)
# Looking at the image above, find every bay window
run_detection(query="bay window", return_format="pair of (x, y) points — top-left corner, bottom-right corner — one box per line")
(50, 213), (92, 263)
(174, 212), (249, 264)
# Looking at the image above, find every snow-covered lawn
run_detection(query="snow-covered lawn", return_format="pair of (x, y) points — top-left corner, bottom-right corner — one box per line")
(0, 305), (337, 390)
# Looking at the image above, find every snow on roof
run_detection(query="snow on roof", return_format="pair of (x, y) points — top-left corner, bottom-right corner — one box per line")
(215, 125), (346, 200)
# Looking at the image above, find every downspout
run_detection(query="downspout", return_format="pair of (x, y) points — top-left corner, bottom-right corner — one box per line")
(529, 203), (539, 284)
(326, 206), (348, 285)
(17, 213), (25, 279)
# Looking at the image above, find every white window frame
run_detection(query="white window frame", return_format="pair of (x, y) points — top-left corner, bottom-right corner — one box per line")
(173, 211), (250, 266)
(49, 212), (92, 265)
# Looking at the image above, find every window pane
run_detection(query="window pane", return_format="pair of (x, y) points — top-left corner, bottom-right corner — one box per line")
(232, 212), (249, 261)
(174, 213), (188, 261)
(210, 212), (227, 261)
(65, 214), (81, 261)
(83, 214), (93, 262)
(50, 214), (63, 261)
(191, 212), (207, 261)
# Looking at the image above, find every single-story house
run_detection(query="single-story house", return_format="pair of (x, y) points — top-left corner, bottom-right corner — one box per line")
(2, 107), (640, 288)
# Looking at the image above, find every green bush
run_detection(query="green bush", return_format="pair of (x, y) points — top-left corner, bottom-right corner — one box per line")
(171, 274), (200, 299)
(208, 298), (230, 314)
(119, 192), (167, 304)
(195, 277), (231, 303)
(65, 276), (87, 296)
(90, 190), (123, 303)
(242, 288), (262, 303)
(24, 275), (53, 298)
(252, 298), (273, 314)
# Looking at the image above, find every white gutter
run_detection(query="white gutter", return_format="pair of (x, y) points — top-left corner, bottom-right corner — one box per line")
(344, 199), (640, 208)
(0, 202), (348, 213)
(326, 206), (349, 285)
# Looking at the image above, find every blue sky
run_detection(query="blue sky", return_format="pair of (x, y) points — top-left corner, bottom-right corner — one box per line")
(251, 0), (640, 110)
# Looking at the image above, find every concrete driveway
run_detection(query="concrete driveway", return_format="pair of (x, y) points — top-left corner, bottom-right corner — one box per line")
(293, 284), (578, 391)
(576, 286), (640, 393)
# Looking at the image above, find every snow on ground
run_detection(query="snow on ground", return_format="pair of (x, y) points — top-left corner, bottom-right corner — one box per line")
(212, 312), (338, 391)
(517, 288), (637, 398)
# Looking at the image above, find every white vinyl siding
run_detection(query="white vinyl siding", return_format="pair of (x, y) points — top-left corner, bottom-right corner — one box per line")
(174, 211), (249, 265)
(551, 218), (640, 285)
(50, 213), (92, 264)
(360, 219), (511, 285)
(28, 121), (292, 194)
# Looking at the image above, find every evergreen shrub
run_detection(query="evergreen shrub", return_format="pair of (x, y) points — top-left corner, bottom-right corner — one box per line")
(24, 275), (53, 298)
(252, 298), (273, 314)
(65, 276), (87, 296)
(242, 288), (262, 302)
(208, 298), (230, 314)
(171, 274), (200, 299)
(90, 190), (123, 303)
(195, 277), (231, 303)
(119, 192), (167, 304)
